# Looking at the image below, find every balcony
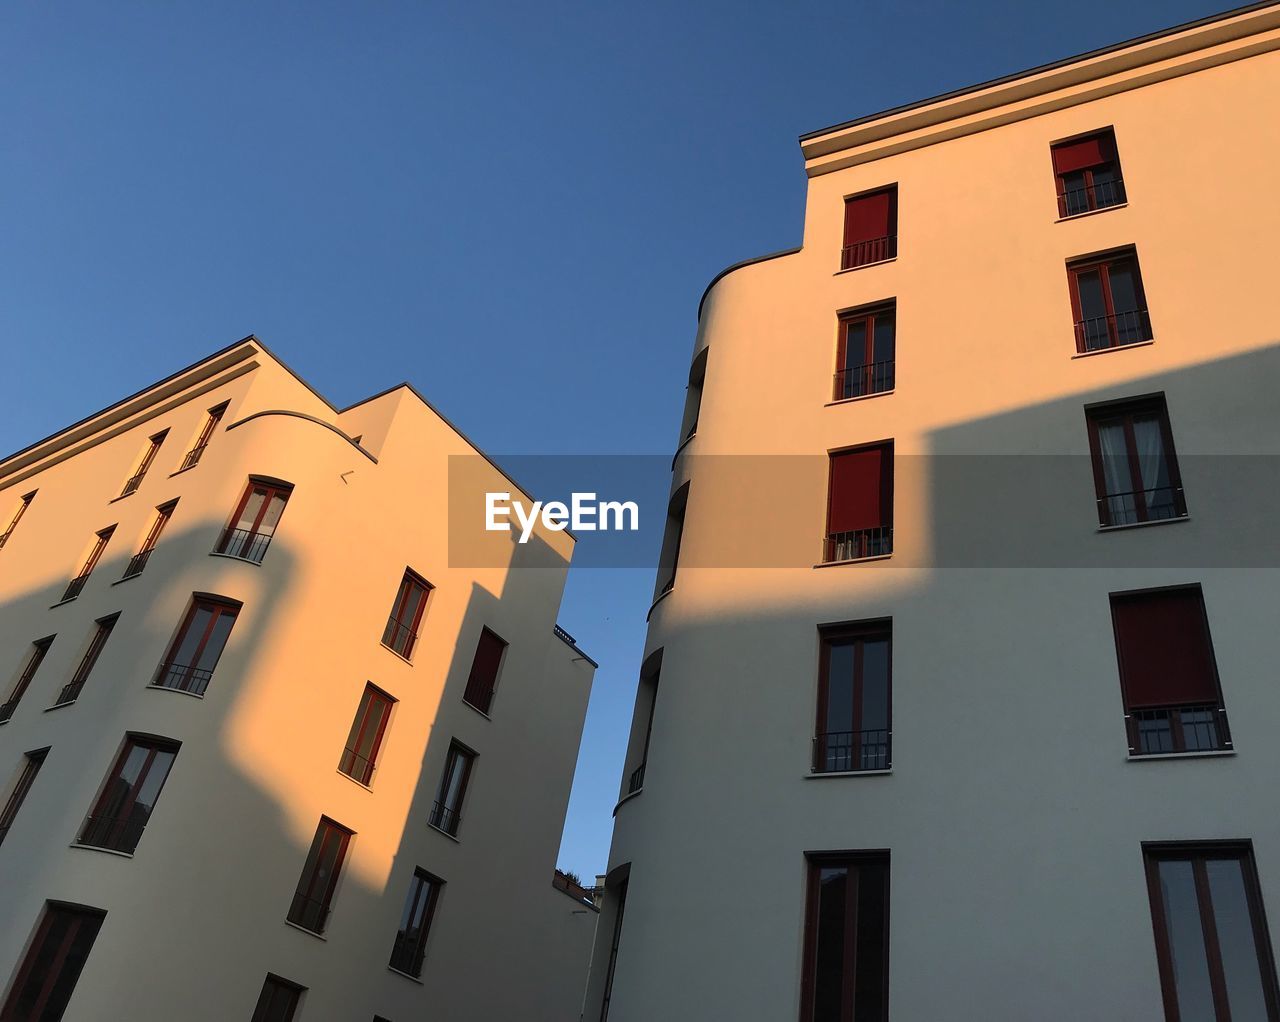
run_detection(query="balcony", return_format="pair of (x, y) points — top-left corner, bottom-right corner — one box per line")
(388, 932), (423, 977)
(61, 573), (90, 602)
(216, 527), (272, 564)
(1097, 485), (1186, 528)
(812, 729), (891, 773)
(428, 801), (461, 837)
(841, 235), (897, 271)
(286, 893), (330, 935)
(627, 762), (646, 795)
(178, 444), (207, 472)
(78, 813), (147, 854)
(1127, 703), (1231, 756)
(833, 361), (894, 401)
(152, 661), (213, 697)
(1059, 176), (1126, 218)
(338, 747), (377, 787)
(119, 471), (147, 499)
(823, 527), (892, 563)
(122, 549), (153, 579)
(1074, 308), (1152, 352)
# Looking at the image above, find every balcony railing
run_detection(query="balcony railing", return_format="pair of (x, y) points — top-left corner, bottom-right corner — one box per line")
(216, 527), (272, 564)
(338, 748), (377, 786)
(0, 699), (17, 724)
(1098, 486), (1186, 528)
(53, 680), (84, 707)
(841, 235), (897, 270)
(152, 661), (214, 697)
(119, 471), (147, 498)
(179, 444), (208, 472)
(1074, 308), (1152, 352)
(823, 527), (892, 563)
(657, 576), (675, 598)
(1059, 177), (1126, 218)
(833, 360), (895, 401)
(122, 549), (153, 579)
(388, 931), (424, 977)
(62, 573), (91, 602)
(627, 762), (646, 795)
(428, 801), (461, 836)
(812, 729), (891, 773)
(78, 813), (147, 854)
(286, 892), (330, 934)
(1127, 704), (1231, 756)
(382, 619), (417, 658)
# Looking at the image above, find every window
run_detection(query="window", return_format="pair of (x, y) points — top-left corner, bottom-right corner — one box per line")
(153, 596), (239, 696)
(124, 500), (177, 578)
(78, 735), (178, 854)
(382, 570), (430, 659)
(119, 430), (168, 498)
(599, 879), (628, 1022)
(0, 748), (48, 848)
(180, 401), (228, 471)
(338, 683), (395, 786)
(63, 526), (115, 601)
(0, 637), (54, 724)
(1143, 843), (1280, 1021)
(801, 852), (890, 1022)
(54, 615), (118, 706)
(1068, 248), (1152, 352)
(1052, 128), (1125, 217)
(216, 479), (292, 564)
(0, 902), (105, 1022)
(678, 347), (708, 446)
(628, 668), (659, 795)
(251, 974), (304, 1022)
(655, 483), (689, 600)
(835, 303), (895, 401)
(825, 442), (893, 562)
(814, 623), (891, 773)
(0, 490), (35, 550)
(1086, 396), (1185, 527)
(1112, 586), (1229, 756)
(388, 869), (442, 978)
(462, 628), (507, 714)
(841, 186), (897, 270)
(429, 742), (475, 837)
(288, 817), (352, 934)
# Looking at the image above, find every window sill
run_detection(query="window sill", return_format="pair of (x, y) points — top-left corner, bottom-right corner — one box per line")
(1097, 514), (1189, 534)
(427, 822), (461, 843)
(283, 920), (327, 941)
(387, 966), (424, 985)
(805, 768), (893, 779)
(208, 551), (264, 566)
(813, 554), (893, 568)
(673, 431), (698, 459)
(337, 769), (374, 792)
(612, 788), (644, 817)
(111, 573), (142, 586)
(146, 683), (206, 700)
(826, 390), (894, 408)
(646, 585), (675, 621)
(108, 491), (137, 505)
(1055, 202), (1128, 223)
(49, 597), (79, 609)
(69, 843), (134, 859)
(461, 699), (492, 721)
(379, 642), (414, 665)
(45, 700), (76, 712)
(1071, 339), (1154, 359)
(834, 257), (897, 275)
(1127, 749), (1236, 762)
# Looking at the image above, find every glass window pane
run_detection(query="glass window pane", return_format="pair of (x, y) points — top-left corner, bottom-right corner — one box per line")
(844, 321), (867, 368)
(814, 867), (848, 1021)
(872, 314), (895, 364)
(1076, 269), (1106, 320)
(235, 490), (268, 531)
(1108, 262), (1140, 313)
(853, 861), (888, 1021)
(1207, 858), (1272, 1021)
(1158, 859), (1216, 1020)
(172, 607), (214, 665)
(825, 642), (856, 735)
(197, 611), (236, 671)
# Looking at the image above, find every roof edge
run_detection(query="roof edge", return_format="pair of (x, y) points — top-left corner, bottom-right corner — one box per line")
(697, 247), (802, 322)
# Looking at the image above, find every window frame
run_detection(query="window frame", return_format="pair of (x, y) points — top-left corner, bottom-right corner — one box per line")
(1085, 395), (1186, 527)
(388, 868), (443, 978)
(119, 430), (168, 498)
(124, 500), (177, 578)
(0, 490), (36, 550)
(63, 526), (115, 601)
(1, 636), (55, 724)
(1051, 127), (1126, 218)
(0, 747), (49, 848)
(429, 740), (476, 837)
(834, 302), (896, 402)
(814, 621), (893, 773)
(215, 478), (293, 564)
(382, 570), (431, 660)
(0, 901), (105, 1022)
(824, 440), (894, 563)
(180, 401), (228, 472)
(462, 627), (508, 715)
(840, 185), (899, 271)
(338, 683), (396, 786)
(152, 594), (241, 696)
(599, 878), (629, 1022)
(54, 614), (119, 707)
(251, 973), (305, 1022)
(1067, 247), (1152, 352)
(77, 734), (179, 855)
(287, 816), (353, 935)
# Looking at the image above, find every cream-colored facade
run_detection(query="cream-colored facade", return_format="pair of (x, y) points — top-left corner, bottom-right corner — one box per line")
(0, 338), (598, 1020)
(587, 5), (1280, 1020)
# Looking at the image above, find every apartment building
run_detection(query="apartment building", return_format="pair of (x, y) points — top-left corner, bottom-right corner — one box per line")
(585, 5), (1280, 1020)
(0, 338), (598, 1021)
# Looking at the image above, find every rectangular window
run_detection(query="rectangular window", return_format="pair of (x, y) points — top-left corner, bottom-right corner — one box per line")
(63, 526), (115, 601)
(0, 902), (105, 1022)
(1086, 396), (1185, 527)
(814, 623), (892, 773)
(54, 615), (119, 706)
(388, 869), (442, 978)
(628, 671), (659, 795)
(120, 430), (168, 498)
(382, 570), (430, 659)
(841, 187), (897, 270)
(825, 442), (893, 562)
(216, 480), (292, 564)
(123, 500), (177, 578)
(0, 748), (48, 848)
(251, 974), (304, 1022)
(288, 817), (353, 934)
(835, 303), (895, 401)
(801, 852), (890, 1022)
(79, 735), (178, 854)
(1068, 248), (1152, 352)
(1052, 128), (1125, 217)
(1144, 843), (1280, 1021)
(0, 637), (55, 724)
(181, 401), (228, 471)
(462, 627), (507, 714)
(1112, 586), (1230, 756)
(429, 741), (475, 837)
(338, 683), (395, 786)
(599, 880), (628, 1022)
(0, 491), (35, 550)
(153, 596), (239, 696)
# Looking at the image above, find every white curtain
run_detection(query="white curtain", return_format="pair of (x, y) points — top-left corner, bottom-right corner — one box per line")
(1097, 422), (1134, 523)
(1133, 416), (1170, 517)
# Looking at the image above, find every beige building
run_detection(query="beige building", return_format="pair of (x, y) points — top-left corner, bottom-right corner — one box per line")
(0, 338), (598, 1021)
(587, 5), (1280, 1021)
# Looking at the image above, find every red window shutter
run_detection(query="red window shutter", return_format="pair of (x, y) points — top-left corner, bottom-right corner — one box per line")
(828, 445), (892, 534)
(464, 628), (506, 712)
(1051, 134), (1114, 174)
(843, 190), (895, 248)
(1112, 589), (1218, 708)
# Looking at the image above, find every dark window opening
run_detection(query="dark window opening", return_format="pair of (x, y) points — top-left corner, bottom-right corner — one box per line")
(655, 484), (689, 599)
(288, 817), (352, 934)
(841, 187), (898, 270)
(0, 902), (105, 1022)
(835, 303), (895, 401)
(78, 735), (178, 854)
(124, 500), (177, 578)
(0, 491), (36, 550)
(338, 683), (395, 786)
(1052, 129), (1126, 217)
(216, 480), (292, 564)
(1068, 248), (1152, 352)
(429, 741), (474, 837)
(153, 596), (239, 696)
(388, 869), (442, 978)
(0, 748), (49, 848)
(0, 637), (55, 725)
(462, 627), (507, 715)
(825, 442), (893, 562)
(181, 402), (228, 472)
(679, 347), (708, 445)
(815, 623), (891, 773)
(599, 879), (628, 1022)
(54, 615), (118, 706)
(251, 974), (304, 1022)
(382, 570), (430, 659)
(120, 430), (168, 498)
(1086, 396), (1185, 527)
(63, 526), (115, 602)
(628, 670), (659, 796)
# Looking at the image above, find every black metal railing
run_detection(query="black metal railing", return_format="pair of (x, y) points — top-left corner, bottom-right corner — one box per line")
(834, 360), (895, 401)
(62, 573), (90, 602)
(823, 527), (893, 563)
(338, 748), (376, 786)
(628, 762), (646, 794)
(119, 471), (147, 498)
(179, 444), (208, 472)
(286, 892), (331, 934)
(1059, 177), (1126, 217)
(53, 680), (84, 706)
(812, 730), (891, 773)
(78, 814), (147, 854)
(1074, 309), (1152, 351)
(216, 527), (272, 564)
(152, 661), (214, 696)
(1127, 704), (1230, 756)
(388, 931), (424, 977)
(841, 235), (897, 270)
(428, 801), (461, 836)
(0, 699), (17, 724)
(553, 624), (577, 646)
(382, 619), (416, 658)
(1097, 486), (1185, 527)
(122, 549), (153, 579)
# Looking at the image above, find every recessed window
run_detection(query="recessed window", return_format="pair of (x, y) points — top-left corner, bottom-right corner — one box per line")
(0, 636), (55, 724)
(0, 747), (49, 848)
(655, 484), (689, 600)
(835, 303), (895, 401)
(626, 663), (660, 796)
(678, 347), (708, 446)
(0, 490), (35, 550)
(814, 623), (891, 773)
(801, 851), (890, 1022)
(180, 401), (228, 472)
(389, 868), (442, 978)
(1052, 128), (1125, 217)
(429, 741), (475, 837)
(119, 430), (168, 498)
(824, 442), (893, 562)
(599, 879), (628, 1022)
(54, 615), (118, 706)
(153, 596), (240, 696)
(251, 974), (305, 1022)
(338, 683), (395, 786)
(1143, 843), (1280, 1020)
(0, 902), (105, 1022)
(216, 479), (292, 564)
(79, 735), (179, 854)
(1068, 247), (1152, 352)
(1086, 396), (1186, 527)
(841, 186), (897, 270)
(124, 500), (177, 579)
(63, 526), (115, 602)
(1112, 586), (1230, 756)
(382, 570), (431, 659)
(288, 817), (353, 935)
(462, 628), (507, 715)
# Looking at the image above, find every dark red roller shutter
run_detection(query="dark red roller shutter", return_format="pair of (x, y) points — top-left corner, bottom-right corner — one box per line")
(843, 189), (895, 250)
(1112, 588), (1218, 708)
(463, 627), (507, 713)
(1051, 134), (1115, 175)
(828, 444), (892, 535)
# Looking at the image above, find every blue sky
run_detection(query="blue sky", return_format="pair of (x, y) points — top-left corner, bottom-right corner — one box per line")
(0, 0), (1227, 880)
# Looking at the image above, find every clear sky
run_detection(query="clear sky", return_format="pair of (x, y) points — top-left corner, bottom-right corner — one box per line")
(0, 0), (1229, 880)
